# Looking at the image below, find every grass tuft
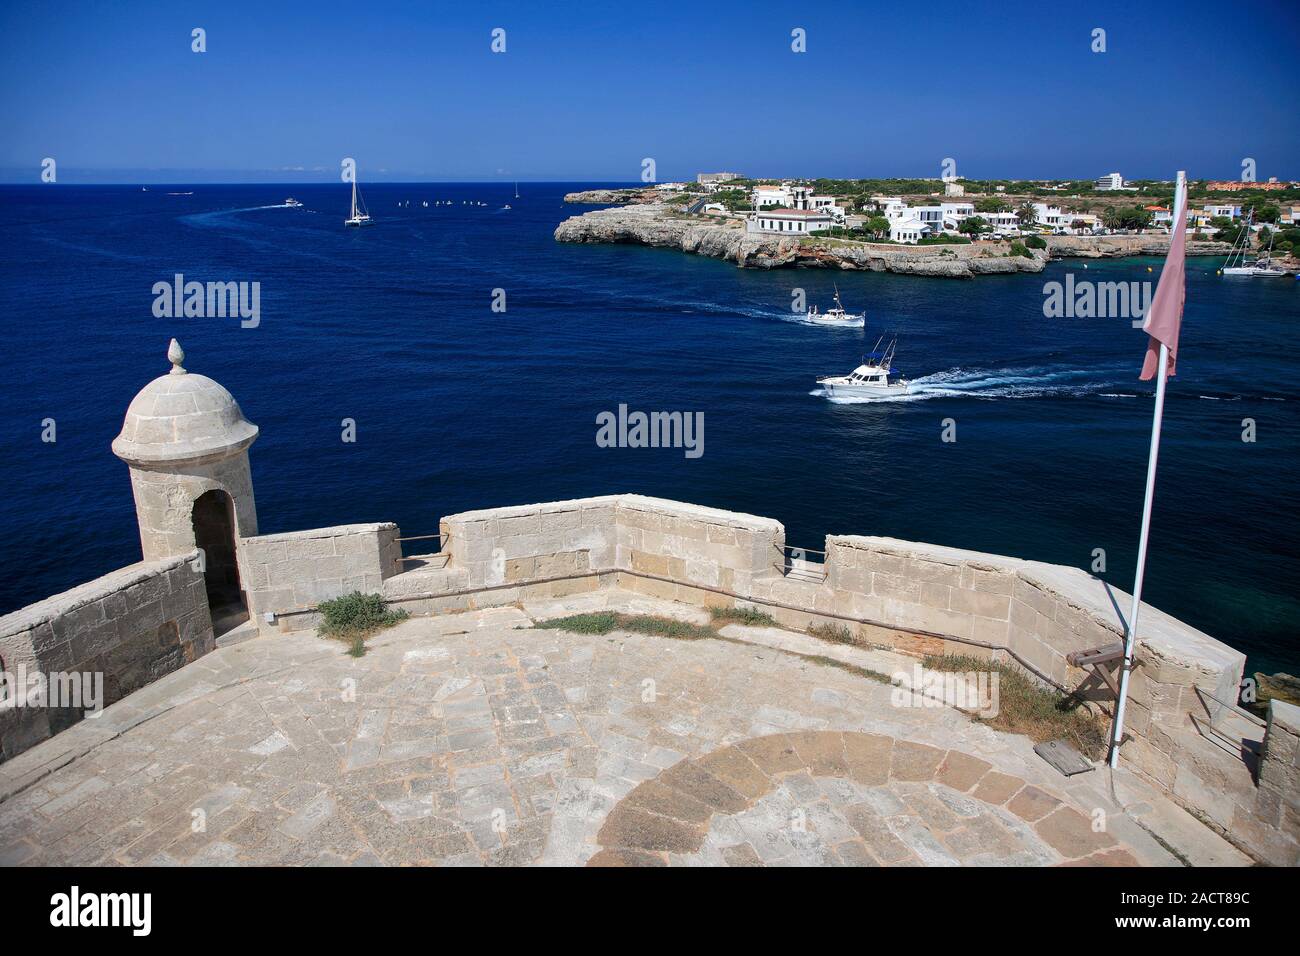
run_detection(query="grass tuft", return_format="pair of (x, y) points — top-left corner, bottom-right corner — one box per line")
(709, 606), (777, 627)
(808, 621), (857, 644)
(922, 654), (1108, 759)
(317, 592), (409, 656)
(536, 612), (714, 641)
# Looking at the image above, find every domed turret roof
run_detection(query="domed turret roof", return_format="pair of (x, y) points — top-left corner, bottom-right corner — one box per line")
(112, 340), (258, 464)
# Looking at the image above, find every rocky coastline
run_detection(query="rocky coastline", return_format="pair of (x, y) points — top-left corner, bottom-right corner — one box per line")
(554, 203), (1046, 277)
(553, 202), (1260, 277)
(563, 187), (657, 204)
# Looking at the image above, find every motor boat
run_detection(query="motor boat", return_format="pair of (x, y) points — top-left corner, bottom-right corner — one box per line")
(817, 336), (911, 398)
(284, 197), (303, 208)
(806, 286), (865, 327)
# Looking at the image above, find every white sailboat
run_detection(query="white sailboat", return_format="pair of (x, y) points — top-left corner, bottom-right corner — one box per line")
(1223, 210), (1283, 277)
(344, 175), (372, 227)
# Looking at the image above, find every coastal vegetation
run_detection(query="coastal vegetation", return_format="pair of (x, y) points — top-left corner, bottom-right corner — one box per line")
(318, 591), (409, 656)
(922, 655), (1108, 759)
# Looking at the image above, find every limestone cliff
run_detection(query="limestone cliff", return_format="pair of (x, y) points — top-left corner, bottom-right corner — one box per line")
(563, 188), (658, 204)
(554, 203), (1046, 277)
(1046, 235), (1234, 258)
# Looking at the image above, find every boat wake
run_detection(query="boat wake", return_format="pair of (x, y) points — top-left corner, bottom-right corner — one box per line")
(179, 204), (304, 226)
(812, 364), (1120, 404)
(813, 363), (1291, 405)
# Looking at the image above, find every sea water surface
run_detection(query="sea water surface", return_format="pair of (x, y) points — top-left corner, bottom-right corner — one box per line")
(0, 183), (1296, 674)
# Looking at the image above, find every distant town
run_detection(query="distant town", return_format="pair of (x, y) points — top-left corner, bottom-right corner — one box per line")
(651, 171), (1300, 256)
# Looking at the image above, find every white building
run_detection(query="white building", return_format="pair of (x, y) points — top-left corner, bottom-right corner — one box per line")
(748, 208), (833, 235)
(944, 181), (965, 197)
(1032, 203), (1073, 230)
(889, 218), (927, 243)
(753, 184), (791, 208)
(980, 211), (1021, 233)
(874, 196), (909, 220)
(1203, 203), (1241, 220)
(1095, 172), (1127, 191)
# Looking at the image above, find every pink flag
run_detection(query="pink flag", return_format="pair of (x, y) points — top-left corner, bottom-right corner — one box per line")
(1139, 190), (1188, 380)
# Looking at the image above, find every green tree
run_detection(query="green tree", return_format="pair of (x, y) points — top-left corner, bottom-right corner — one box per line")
(975, 197), (1008, 213)
(958, 216), (990, 236)
(865, 215), (890, 239)
(1016, 202), (1038, 226)
(1254, 203), (1280, 224)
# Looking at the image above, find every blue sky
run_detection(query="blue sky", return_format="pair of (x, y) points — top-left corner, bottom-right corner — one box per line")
(2, 0), (1296, 183)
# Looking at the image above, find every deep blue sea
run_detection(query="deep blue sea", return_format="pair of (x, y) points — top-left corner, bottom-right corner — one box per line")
(1, 183), (1297, 674)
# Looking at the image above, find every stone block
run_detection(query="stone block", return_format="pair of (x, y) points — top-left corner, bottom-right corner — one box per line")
(949, 588), (1010, 621)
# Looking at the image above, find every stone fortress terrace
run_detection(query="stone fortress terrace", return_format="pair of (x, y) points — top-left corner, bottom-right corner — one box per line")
(0, 343), (1295, 867)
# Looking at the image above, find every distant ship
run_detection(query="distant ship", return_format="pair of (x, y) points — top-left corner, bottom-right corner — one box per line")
(284, 197), (302, 208)
(344, 176), (372, 227)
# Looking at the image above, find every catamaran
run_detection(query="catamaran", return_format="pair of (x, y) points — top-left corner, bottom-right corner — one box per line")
(806, 286), (865, 327)
(817, 336), (911, 398)
(344, 176), (372, 227)
(1223, 210), (1284, 277)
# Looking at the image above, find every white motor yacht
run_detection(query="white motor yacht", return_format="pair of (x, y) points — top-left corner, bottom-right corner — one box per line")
(806, 286), (865, 327)
(817, 337), (911, 398)
(284, 197), (303, 208)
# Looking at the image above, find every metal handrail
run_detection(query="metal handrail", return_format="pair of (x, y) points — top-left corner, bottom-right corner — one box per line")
(1193, 685), (1265, 728)
(775, 543), (827, 557)
(395, 533), (446, 544)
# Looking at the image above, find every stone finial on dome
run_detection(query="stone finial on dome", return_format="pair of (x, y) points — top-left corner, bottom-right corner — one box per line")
(168, 338), (186, 375)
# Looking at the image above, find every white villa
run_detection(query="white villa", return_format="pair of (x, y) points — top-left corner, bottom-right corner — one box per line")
(888, 218), (927, 242)
(749, 208), (833, 235)
(1032, 203), (1072, 230)
(753, 184), (791, 208)
(1203, 203), (1242, 220)
(980, 210), (1021, 233)
(747, 184), (841, 235)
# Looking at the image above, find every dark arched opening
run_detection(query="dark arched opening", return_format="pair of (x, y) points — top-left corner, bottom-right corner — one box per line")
(192, 489), (247, 634)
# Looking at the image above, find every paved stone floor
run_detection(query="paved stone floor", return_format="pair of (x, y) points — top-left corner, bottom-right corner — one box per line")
(0, 594), (1250, 867)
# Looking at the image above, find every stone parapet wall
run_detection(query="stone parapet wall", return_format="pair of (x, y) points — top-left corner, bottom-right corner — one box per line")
(240, 523), (401, 631)
(1252, 701), (1300, 864)
(615, 495), (784, 596)
(0, 553), (213, 761)
(440, 496), (621, 590)
(411, 495), (1251, 825)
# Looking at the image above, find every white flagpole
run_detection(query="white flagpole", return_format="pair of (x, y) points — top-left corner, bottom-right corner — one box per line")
(1109, 169), (1185, 769)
